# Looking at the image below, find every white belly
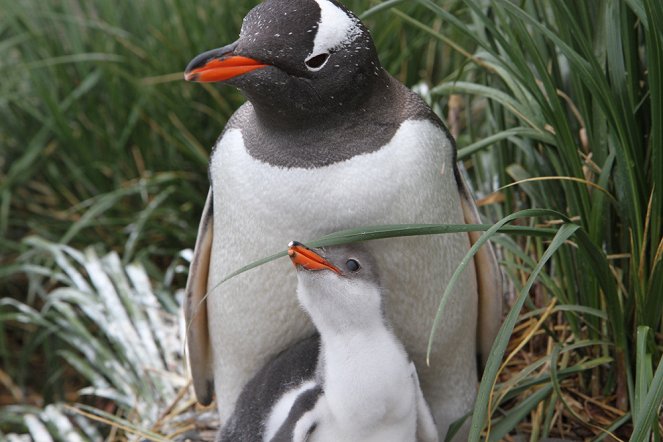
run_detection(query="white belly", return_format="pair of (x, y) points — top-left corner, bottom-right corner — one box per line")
(207, 119), (478, 430)
(310, 407), (417, 442)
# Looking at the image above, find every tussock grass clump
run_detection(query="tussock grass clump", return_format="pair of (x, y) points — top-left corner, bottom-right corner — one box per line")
(411, 1), (662, 439)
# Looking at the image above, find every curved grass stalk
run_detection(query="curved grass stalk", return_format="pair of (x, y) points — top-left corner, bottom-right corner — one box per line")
(469, 222), (580, 441)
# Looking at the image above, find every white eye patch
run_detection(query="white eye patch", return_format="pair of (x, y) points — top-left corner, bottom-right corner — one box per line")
(311, 0), (361, 56)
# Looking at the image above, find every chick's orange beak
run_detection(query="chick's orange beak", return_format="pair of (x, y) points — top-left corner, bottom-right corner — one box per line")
(184, 43), (268, 82)
(288, 241), (340, 274)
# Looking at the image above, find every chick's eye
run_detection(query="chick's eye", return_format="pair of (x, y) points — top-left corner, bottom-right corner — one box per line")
(305, 53), (329, 70)
(345, 259), (360, 272)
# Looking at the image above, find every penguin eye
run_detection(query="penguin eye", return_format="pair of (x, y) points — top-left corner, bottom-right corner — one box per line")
(305, 53), (330, 71)
(345, 259), (360, 272)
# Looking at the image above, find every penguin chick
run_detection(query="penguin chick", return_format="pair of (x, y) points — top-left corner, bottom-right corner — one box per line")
(286, 241), (439, 442)
(218, 242), (438, 442)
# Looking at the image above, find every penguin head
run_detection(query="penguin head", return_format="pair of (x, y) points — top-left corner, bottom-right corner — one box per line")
(288, 241), (385, 332)
(184, 0), (382, 121)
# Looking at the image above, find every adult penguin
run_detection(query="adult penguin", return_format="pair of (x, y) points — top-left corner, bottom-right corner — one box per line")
(183, 0), (502, 437)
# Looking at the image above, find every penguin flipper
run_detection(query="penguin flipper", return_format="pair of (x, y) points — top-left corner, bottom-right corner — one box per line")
(457, 173), (503, 369)
(185, 189), (215, 405)
(411, 362), (439, 442)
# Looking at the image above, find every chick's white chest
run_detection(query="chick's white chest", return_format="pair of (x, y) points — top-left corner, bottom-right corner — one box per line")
(316, 333), (418, 441)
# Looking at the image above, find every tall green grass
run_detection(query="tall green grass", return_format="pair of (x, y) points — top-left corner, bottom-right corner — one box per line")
(1, 0), (661, 440)
(406, 0), (662, 439)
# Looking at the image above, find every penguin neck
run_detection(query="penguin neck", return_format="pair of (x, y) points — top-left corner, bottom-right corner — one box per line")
(248, 69), (394, 133)
(237, 70), (409, 168)
(319, 324), (404, 366)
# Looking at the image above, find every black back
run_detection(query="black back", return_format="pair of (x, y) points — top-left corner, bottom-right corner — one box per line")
(270, 385), (323, 442)
(218, 334), (320, 442)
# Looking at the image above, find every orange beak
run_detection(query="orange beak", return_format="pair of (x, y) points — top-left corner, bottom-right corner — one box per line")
(288, 241), (340, 274)
(184, 43), (268, 82)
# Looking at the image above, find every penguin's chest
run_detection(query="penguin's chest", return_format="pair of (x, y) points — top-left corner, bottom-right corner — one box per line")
(209, 119), (458, 266)
(206, 119), (475, 371)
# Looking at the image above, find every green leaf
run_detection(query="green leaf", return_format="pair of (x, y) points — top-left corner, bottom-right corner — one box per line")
(631, 334), (663, 441)
(488, 385), (553, 442)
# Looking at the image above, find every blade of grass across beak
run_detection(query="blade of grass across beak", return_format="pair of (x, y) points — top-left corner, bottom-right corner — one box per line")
(187, 222), (556, 347)
(196, 222), (555, 309)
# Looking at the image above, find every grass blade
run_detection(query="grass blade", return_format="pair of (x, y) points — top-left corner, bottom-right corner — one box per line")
(631, 338), (663, 441)
(469, 223), (580, 441)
